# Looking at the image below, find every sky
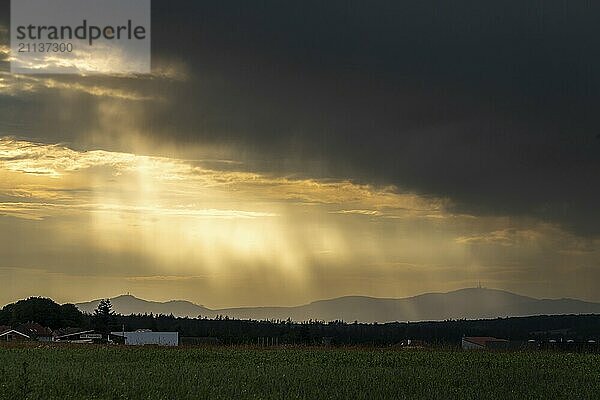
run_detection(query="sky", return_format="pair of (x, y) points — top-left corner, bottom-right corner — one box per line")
(0, 1), (599, 307)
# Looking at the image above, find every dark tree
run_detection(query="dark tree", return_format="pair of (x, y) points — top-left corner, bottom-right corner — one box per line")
(94, 299), (114, 318)
(93, 299), (115, 332)
(59, 304), (84, 327)
(0, 297), (83, 329)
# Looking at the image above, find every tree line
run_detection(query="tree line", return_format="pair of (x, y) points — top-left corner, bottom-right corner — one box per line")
(2, 297), (600, 345)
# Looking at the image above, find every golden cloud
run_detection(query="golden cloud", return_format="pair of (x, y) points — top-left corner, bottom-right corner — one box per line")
(0, 137), (450, 219)
(0, 72), (157, 100)
(455, 229), (542, 246)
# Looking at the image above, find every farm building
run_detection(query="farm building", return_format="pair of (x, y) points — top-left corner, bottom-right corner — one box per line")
(0, 328), (30, 342)
(53, 330), (120, 344)
(111, 330), (179, 346)
(462, 336), (508, 350)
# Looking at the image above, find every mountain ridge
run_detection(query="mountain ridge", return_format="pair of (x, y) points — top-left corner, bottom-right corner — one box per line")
(75, 288), (600, 323)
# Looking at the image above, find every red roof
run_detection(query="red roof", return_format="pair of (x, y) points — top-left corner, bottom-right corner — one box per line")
(463, 336), (508, 347)
(16, 322), (53, 336)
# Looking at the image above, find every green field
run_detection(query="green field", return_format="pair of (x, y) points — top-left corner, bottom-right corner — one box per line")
(0, 345), (599, 399)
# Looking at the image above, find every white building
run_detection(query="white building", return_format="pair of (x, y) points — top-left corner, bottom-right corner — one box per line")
(111, 330), (179, 346)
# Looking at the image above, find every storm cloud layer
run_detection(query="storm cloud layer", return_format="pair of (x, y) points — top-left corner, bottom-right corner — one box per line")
(161, 1), (600, 235)
(5, 1), (597, 235)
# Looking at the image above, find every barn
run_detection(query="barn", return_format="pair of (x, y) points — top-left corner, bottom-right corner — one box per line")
(54, 330), (111, 344)
(111, 330), (179, 346)
(462, 336), (508, 350)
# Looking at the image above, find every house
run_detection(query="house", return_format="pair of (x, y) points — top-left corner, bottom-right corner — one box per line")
(16, 322), (53, 342)
(462, 336), (508, 350)
(0, 328), (31, 342)
(111, 330), (179, 346)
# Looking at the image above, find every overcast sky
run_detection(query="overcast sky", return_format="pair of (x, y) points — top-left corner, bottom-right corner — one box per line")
(0, 1), (599, 307)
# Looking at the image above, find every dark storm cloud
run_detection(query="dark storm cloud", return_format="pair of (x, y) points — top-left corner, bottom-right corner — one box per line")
(147, 1), (600, 236)
(2, 1), (600, 235)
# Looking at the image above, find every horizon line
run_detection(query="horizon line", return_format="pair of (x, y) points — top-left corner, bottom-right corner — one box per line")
(3, 286), (596, 310)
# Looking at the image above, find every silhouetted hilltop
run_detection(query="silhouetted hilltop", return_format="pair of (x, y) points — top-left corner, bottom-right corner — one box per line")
(76, 295), (212, 318)
(75, 288), (600, 323)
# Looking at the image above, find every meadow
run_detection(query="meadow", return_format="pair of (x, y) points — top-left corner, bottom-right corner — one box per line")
(0, 345), (599, 399)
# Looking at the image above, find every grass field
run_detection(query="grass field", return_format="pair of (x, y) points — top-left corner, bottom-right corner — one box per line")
(1, 345), (599, 399)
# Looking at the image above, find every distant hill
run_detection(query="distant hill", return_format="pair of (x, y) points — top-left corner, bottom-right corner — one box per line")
(76, 295), (212, 318)
(76, 288), (600, 323)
